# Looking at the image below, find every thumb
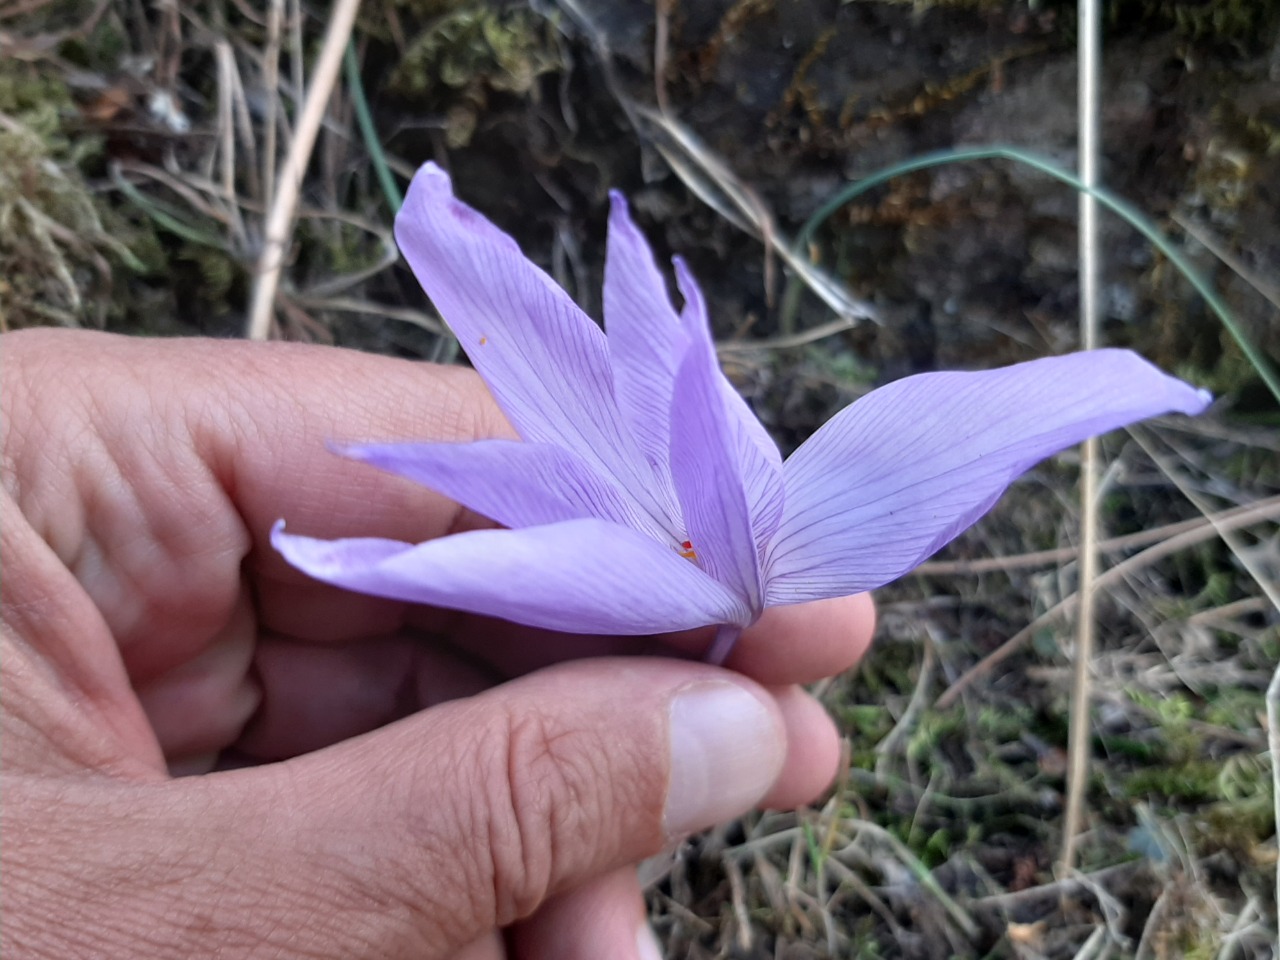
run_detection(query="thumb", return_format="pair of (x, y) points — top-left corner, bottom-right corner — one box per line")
(224, 657), (789, 957)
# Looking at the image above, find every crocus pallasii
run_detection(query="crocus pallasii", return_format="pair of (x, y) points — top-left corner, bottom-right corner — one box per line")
(273, 163), (1211, 661)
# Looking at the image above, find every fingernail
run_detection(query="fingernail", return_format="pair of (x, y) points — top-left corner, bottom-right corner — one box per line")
(637, 922), (663, 960)
(664, 682), (784, 837)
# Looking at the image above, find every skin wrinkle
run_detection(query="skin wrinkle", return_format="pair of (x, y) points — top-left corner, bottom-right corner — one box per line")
(5, 372), (96, 564)
(1, 501), (164, 773)
(493, 708), (559, 927)
(7, 783), (194, 955)
(203, 772), (388, 957)
(1, 648), (106, 775)
(8, 344), (244, 687)
(246, 853), (379, 959)
(362, 732), (494, 952)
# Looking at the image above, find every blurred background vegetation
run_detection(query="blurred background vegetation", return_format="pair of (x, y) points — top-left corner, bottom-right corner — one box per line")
(2, 0), (1277, 956)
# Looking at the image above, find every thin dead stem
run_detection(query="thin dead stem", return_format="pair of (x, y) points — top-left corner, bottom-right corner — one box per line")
(1134, 424), (1280, 927)
(261, 0), (283, 215)
(1173, 213), (1280, 313)
(936, 495), (1280, 709)
(1130, 430), (1280, 611)
(916, 497), (1280, 575)
(715, 315), (861, 353)
(1062, 0), (1102, 875)
(246, 0), (362, 339)
(874, 631), (936, 776)
(653, 0), (672, 114)
(214, 40), (248, 251)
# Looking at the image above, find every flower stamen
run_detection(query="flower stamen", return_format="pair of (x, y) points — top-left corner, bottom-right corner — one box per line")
(678, 539), (697, 560)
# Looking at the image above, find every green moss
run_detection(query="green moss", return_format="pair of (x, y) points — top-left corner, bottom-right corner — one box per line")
(177, 245), (239, 314)
(1097, 735), (1163, 763)
(0, 64), (140, 329)
(389, 5), (561, 148)
(836, 703), (894, 744)
(295, 217), (390, 282)
(905, 709), (985, 778)
(920, 828), (953, 865)
(0, 62), (90, 157)
(1203, 690), (1265, 732)
(975, 703), (1036, 741)
(1123, 760), (1222, 803)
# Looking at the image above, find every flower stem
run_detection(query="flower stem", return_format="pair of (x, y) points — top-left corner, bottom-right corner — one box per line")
(705, 624), (742, 666)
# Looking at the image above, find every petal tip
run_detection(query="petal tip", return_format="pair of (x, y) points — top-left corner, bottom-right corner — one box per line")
(607, 190), (639, 236)
(404, 161), (452, 203)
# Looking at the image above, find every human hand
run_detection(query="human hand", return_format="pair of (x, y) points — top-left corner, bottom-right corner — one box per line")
(1, 329), (874, 959)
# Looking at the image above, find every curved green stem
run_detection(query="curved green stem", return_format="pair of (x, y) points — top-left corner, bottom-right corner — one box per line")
(344, 42), (403, 212)
(788, 145), (1278, 403)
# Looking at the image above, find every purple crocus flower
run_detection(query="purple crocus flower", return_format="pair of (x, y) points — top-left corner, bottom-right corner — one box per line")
(273, 163), (1210, 662)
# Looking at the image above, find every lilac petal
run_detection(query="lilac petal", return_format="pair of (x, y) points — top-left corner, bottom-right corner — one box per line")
(766, 350), (1213, 604)
(337, 440), (667, 539)
(394, 164), (669, 528)
(603, 193), (688, 481)
(669, 285), (765, 614)
(272, 518), (751, 634)
(674, 258), (785, 551)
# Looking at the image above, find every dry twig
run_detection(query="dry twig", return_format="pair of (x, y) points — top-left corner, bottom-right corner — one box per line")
(1062, 0), (1103, 875)
(246, 0), (362, 340)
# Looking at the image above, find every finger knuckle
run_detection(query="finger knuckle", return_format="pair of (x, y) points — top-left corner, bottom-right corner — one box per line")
(476, 707), (609, 925)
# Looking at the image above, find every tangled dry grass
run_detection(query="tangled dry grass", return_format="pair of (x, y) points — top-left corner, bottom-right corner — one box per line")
(1, 0), (1277, 956)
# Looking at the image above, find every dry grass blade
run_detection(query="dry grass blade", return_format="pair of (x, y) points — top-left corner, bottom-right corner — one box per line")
(917, 497), (1280, 576)
(1173, 213), (1280, 313)
(1129, 430), (1279, 610)
(1069, 925), (1109, 960)
(936, 495), (1280, 709)
(0, 0), (56, 20)
(723, 854), (753, 952)
(550, 0), (875, 327)
(246, 0), (363, 340)
(214, 40), (248, 251)
(1131, 428), (1279, 936)
(833, 820), (980, 941)
(631, 104), (876, 324)
(873, 629), (936, 775)
(289, 295), (443, 335)
(715, 314), (860, 353)
(653, 0), (673, 114)
(261, 0), (283, 216)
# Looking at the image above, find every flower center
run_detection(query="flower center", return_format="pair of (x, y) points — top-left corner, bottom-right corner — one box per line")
(677, 539), (698, 561)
